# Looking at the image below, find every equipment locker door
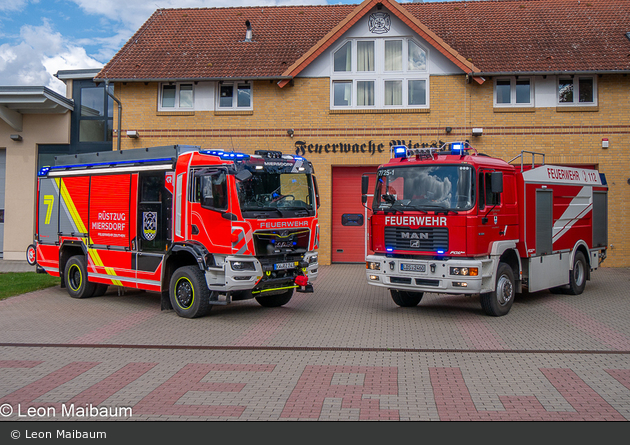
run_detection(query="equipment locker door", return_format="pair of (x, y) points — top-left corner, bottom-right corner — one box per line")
(135, 172), (170, 289)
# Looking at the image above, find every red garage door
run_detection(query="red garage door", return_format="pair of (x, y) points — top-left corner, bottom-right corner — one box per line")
(331, 166), (378, 263)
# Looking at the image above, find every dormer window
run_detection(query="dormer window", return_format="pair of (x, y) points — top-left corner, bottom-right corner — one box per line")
(331, 37), (429, 110)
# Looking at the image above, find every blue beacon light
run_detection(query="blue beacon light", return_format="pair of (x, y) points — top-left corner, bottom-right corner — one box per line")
(451, 143), (464, 154)
(393, 145), (407, 158)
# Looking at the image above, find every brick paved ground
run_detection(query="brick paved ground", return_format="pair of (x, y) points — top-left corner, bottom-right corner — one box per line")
(0, 264), (629, 421)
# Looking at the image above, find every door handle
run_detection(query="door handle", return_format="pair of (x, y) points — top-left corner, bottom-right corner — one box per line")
(191, 224), (199, 235)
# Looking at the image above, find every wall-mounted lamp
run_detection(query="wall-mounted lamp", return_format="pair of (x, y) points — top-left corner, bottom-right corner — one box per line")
(602, 138), (609, 149)
(10, 134), (22, 142)
(287, 129), (294, 138)
(472, 128), (483, 137)
(445, 127), (452, 134)
(126, 130), (139, 138)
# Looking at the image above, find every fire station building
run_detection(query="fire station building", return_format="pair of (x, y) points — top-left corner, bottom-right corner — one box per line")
(4, 0), (629, 267)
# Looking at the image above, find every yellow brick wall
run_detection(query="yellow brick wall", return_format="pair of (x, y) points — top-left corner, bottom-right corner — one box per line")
(113, 75), (630, 267)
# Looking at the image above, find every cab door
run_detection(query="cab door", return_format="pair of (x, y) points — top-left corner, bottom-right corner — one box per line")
(474, 169), (503, 255)
(188, 168), (233, 253)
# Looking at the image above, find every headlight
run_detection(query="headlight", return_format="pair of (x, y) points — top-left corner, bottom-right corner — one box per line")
(309, 255), (318, 264)
(366, 262), (380, 270)
(450, 267), (478, 276)
(231, 261), (256, 271)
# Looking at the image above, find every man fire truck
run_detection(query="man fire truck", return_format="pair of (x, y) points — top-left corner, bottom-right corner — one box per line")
(361, 142), (607, 316)
(26, 145), (320, 318)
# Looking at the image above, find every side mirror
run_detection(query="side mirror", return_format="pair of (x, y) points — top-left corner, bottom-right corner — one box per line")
(361, 195), (367, 204)
(361, 175), (369, 195)
(235, 169), (252, 182)
(490, 172), (503, 194)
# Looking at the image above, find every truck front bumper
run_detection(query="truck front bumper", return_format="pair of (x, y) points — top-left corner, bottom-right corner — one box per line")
(365, 254), (484, 295)
(204, 252), (318, 293)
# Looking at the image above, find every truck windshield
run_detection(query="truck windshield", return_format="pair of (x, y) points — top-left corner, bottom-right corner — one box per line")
(236, 172), (315, 215)
(374, 165), (473, 212)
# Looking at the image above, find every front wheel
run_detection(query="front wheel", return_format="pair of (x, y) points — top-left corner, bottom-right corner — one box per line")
(480, 262), (515, 316)
(65, 255), (96, 299)
(566, 251), (587, 295)
(169, 266), (212, 318)
(390, 289), (423, 307)
(255, 288), (294, 307)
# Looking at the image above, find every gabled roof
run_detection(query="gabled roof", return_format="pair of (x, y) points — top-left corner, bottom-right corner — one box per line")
(277, 0), (479, 87)
(95, 0), (630, 84)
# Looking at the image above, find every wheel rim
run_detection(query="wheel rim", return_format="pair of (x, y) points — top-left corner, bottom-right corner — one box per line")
(573, 259), (585, 286)
(496, 274), (513, 306)
(175, 277), (194, 309)
(68, 265), (82, 292)
(27, 247), (36, 265)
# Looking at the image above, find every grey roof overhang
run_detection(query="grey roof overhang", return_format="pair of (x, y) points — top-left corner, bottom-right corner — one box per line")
(0, 86), (74, 114)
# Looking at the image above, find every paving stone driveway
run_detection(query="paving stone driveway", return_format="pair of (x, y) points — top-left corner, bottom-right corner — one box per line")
(1, 264), (629, 421)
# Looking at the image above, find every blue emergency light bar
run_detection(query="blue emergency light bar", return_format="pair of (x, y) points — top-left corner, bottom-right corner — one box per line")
(201, 150), (251, 160)
(39, 157), (175, 177)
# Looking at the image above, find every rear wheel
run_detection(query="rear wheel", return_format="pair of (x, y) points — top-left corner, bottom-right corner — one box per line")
(65, 255), (96, 299)
(390, 289), (423, 307)
(481, 262), (515, 316)
(169, 266), (212, 318)
(566, 251), (587, 295)
(26, 244), (37, 266)
(255, 288), (294, 307)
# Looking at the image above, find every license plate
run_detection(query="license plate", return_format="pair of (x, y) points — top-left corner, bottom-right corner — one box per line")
(274, 261), (297, 271)
(401, 263), (426, 272)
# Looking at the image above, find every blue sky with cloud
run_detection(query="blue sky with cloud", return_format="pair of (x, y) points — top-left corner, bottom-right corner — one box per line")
(0, 0), (450, 94)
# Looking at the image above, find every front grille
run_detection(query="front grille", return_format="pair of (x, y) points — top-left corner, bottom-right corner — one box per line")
(416, 278), (440, 287)
(253, 228), (310, 256)
(390, 277), (412, 284)
(384, 227), (448, 252)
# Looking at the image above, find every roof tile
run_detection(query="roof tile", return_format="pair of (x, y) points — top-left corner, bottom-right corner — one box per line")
(96, 0), (630, 81)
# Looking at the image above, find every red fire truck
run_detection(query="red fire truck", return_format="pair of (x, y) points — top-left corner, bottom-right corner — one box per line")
(361, 142), (608, 316)
(27, 145), (320, 318)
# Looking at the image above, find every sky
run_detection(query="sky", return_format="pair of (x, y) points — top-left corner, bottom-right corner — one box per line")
(0, 0), (452, 95)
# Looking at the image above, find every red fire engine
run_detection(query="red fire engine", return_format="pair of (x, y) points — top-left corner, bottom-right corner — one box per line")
(361, 142), (608, 316)
(26, 145), (320, 318)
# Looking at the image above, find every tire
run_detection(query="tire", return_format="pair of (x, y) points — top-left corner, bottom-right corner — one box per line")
(169, 265), (212, 318)
(65, 255), (96, 299)
(481, 262), (515, 316)
(92, 284), (109, 297)
(255, 288), (294, 307)
(566, 251), (587, 295)
(390, 289), (423, 307)
(26, 244), (37, 266)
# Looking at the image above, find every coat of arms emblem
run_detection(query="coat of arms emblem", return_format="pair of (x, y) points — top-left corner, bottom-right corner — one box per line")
(143, 211), (157, 241)
(368, 12), (391, 34)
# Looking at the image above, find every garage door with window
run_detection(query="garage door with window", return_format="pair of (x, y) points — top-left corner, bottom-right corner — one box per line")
(331, 166), (378, 263)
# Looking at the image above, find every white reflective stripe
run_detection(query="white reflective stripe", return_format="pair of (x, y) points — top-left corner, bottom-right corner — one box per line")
(89, 272), (161, 287)
(552, 186), (592, 243)
(176, 173), (183, 237)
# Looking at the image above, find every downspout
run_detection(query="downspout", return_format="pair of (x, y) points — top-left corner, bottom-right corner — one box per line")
(105, 80), (122, 151)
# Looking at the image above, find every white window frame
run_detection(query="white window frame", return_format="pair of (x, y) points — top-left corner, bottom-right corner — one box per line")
(217, 81), (253, 110)
(493, 76), (534, 107)
(158, 82), (195, 111)
(330, 37), (429, 110)
(557, 76), (597, 106)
